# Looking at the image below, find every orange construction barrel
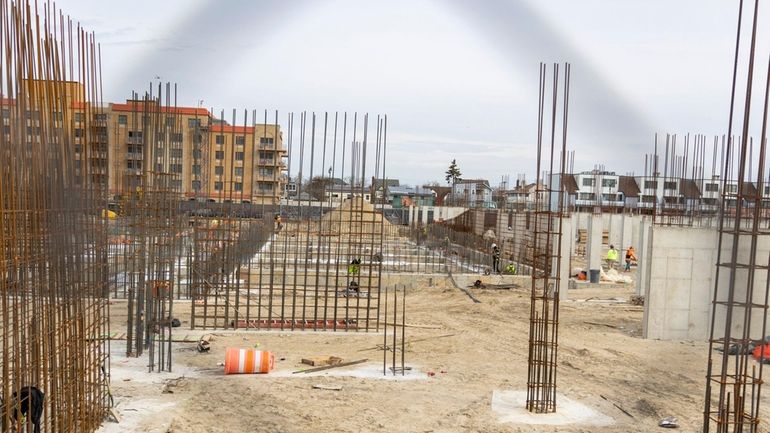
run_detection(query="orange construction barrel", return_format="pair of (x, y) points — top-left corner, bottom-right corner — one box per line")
(224, 348), (275, 374)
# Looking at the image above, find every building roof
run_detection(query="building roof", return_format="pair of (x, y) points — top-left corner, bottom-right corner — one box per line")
(741, 182), (758, 198)
(390, 186), (435, 197)
(561, 174), (579, 195)
(679, 179), (701, 199)
(373, 178), (400, 189)
(618, 176), (640, 198)
(110, 101), (210, 117)
(455, 179), (490, 186)
(210, 124), (254, 134)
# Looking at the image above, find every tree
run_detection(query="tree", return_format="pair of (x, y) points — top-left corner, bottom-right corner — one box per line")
(445, 159), (462, 185)
(306, 176), (336, 201)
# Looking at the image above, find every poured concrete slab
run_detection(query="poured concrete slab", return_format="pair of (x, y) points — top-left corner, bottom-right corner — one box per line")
(491, 390), (614, 426)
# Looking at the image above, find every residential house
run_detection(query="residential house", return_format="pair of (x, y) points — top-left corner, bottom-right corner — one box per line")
(452, 179), (493, 208)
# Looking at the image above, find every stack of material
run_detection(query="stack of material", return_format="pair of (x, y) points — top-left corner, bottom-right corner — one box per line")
(320, 197), (393, 234)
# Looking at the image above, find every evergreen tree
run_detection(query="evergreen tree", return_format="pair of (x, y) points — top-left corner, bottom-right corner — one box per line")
(445, 159), (462, 185)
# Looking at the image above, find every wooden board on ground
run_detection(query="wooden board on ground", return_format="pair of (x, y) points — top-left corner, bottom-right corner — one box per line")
(302, 356), (343, 367)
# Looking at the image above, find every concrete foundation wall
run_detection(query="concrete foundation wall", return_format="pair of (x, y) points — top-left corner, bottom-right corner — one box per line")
(641, 224), (770, 343)
(642, 226), (718, 340)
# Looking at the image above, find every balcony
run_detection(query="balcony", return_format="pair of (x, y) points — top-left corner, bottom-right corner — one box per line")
(127, 136), (143, 144)
(258, 158), (275, 166)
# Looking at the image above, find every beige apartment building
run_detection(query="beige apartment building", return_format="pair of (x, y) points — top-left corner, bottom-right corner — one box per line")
(104, 100), (286, 204)
(2, 82), (287, 204)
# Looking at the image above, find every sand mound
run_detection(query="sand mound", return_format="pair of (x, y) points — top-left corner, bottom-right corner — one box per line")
(320, 196), (393, 234)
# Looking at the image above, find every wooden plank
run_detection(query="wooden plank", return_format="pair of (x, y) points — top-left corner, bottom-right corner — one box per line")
(301, 356), (343, 367)
(293, 358), (368, 374)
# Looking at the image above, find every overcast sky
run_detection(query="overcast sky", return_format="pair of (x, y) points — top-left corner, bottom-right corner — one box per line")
(58, 0), (769, 187)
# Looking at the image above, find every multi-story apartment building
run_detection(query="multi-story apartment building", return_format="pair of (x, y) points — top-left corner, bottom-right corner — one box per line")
(572, 170), (639, 212)
(104, 99), (286, 204)
(2, 80), (110, 191)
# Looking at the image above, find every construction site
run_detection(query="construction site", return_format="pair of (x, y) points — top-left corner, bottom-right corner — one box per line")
(1, 0), (770, 432)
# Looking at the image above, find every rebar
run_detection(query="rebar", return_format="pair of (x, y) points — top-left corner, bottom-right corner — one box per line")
(525, 62), (570, 413)
(0, 1), (110, 431)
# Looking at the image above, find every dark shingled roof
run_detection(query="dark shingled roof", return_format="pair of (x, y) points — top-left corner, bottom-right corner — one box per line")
(618, 176), (641, 198)
(561, 174), (579, 195)
(679, 179), (701, 199)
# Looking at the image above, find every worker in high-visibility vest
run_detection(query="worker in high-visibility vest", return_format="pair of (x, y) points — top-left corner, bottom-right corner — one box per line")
(606, 245), (619, 270)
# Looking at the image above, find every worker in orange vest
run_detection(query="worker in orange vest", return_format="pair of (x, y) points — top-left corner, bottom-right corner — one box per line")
(624, 246), (637, 272)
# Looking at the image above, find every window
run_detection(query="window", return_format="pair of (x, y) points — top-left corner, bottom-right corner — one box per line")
(192, 165), (201, 175)
(194, 133), (202, 144)
(188, 118), (200, 128)
(94, 113), (108, 121)
(156, 163), (163, 172)
(641, 195), (656, 203)
(214, 182), (223, 191)
(258, 182), (274, 192)
(234, 167), (243, 177)
(127, 144), (142, 154)
(260, 137), (274, 145)
(602, 179), (616, 188)
(215, 150), (224, 160)
(259, 151), (273, 160)
(215, 166), (224, 175)
(2, 108), (10, 118)
(171, 179), (182, 189)
(52, 111), (63, 121)
(74, 112), (83, 122)
(192, 180), (201, 190)
(170, 164), (182, 173)
(582, 178), (595, 187)
(602, 193), (619, 201)
(118, 115), (127, 125)
(166, 116), (175, 127)
(664, 181), (677, 190)
(215, 135), (225, 144)
(579, 192), (596, 200)
(259, 167), (273, 177)
(171, 132), (183, 142)
(74, 128), (83, 137)
(234, 182), (243, 191)
(703, 198), (718, 205)
(192, 149), (202, 159)
(128, 130), (143, 139)
(705, 183), (719, 192)
(171, 148), (183, 158)
(235, 152), (244, 161)
(235, 136), (245, 145)
(726, 184), (738, 193)
(644, 180), (658, 189)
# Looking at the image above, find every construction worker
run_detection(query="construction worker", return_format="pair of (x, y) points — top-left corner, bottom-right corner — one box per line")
(624, 246), (637, 272)
(491, 243), (501, 274)
(347, 258), (361, 275)
(606, 245), (619, 270)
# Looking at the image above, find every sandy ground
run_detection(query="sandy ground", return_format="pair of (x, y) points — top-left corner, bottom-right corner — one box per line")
(96, 272), (743, 433)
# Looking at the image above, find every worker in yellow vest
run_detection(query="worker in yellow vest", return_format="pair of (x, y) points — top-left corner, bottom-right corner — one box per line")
(606, 245), (619, 270)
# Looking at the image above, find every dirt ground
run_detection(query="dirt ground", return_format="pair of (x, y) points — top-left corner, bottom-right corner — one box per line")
(97, 273), (736, 433)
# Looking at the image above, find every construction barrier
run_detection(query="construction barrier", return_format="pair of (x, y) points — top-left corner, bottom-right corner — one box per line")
(224, 348), (275, 374)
